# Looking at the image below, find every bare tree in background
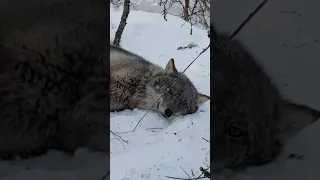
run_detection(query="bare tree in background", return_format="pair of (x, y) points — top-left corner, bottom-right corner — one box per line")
(159, 0), (210, 32)
(112, 0), (130, 46)
(110, 0), (209, 37)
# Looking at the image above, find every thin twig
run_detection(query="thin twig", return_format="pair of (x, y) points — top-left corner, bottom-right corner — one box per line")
(110, 130), (128, 143)
(179, 165), (192, 179)
(202, 137), (210, 142)
(199, 167), (210, 178)
(166, 165), (210, 179)
(146, 127), (163, 131)
(110, 138), (126, 150)
(227, 0), (268, 41)
(196, 166), (210, 179)
(165, 165), (210, 179)
(165, 176), (207, 179)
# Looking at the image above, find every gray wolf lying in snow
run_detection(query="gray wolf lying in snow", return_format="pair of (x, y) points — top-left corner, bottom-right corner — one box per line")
(0, 0), (108, 160)
(110, 44), (210, 118)
(211, 24), (320, 169)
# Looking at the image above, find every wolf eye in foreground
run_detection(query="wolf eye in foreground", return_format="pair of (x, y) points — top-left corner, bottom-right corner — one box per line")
(110, 44), (210, 118)
(164, 108), (173, 118)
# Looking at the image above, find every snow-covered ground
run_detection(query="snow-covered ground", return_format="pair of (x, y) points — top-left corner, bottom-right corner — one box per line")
(110, 5), (210, 180)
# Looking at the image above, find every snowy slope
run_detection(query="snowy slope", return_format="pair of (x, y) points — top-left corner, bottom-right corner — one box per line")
(210, 0), (320, 179)
(110, 6), (210, 180)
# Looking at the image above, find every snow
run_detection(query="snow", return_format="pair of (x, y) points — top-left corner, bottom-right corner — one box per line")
(110, 5), (210, 180)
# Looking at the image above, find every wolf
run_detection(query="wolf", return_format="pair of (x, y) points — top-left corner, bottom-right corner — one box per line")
(0, 0), (109, 159)
(110, 44), (210, 119)
(211, 24), (320, 169)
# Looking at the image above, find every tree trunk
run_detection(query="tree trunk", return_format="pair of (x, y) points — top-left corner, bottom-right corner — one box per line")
(183, 0), (189, 21)
(113, 0), (130, 46)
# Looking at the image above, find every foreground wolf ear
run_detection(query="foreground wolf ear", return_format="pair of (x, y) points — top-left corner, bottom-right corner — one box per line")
(165, 58), (178, 74)
(276, 99), (320, 143)
(196, 93), (210, 105)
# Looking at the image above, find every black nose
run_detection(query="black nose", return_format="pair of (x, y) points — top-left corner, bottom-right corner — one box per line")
(164, 108), (173, 117)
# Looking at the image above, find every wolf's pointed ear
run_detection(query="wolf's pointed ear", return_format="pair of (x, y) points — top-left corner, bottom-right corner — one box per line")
(165, 58), (178, 74)
(276, 99), (320, 143)
(196, 93), (210, 105)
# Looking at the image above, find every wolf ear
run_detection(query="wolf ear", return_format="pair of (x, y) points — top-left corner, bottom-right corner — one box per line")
(276, 99), (320, 143)
(165, 58), (178, 74)
(196, 93), (210, 105)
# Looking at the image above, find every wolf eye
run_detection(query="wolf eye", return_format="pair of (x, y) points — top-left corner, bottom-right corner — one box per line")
(164, 108), (173, 118)
(228, 126), (244, 138)
(225, 120), (249, 142)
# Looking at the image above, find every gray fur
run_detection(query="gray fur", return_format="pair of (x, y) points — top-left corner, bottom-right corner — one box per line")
(211, 24), (320, 169)
(0, 0), (108, 159)
(110, 44), (210, 118)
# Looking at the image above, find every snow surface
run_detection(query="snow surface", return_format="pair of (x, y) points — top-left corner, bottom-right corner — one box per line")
(110, 5), (210, 180)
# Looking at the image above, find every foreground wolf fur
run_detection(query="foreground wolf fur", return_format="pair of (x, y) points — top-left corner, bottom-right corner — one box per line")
(211, 24), (320, 169)
(110, 44), (210, 118)
(0, 0), (108, 159)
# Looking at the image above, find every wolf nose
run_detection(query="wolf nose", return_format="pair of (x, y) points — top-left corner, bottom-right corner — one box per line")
(164, 108), (173, 117)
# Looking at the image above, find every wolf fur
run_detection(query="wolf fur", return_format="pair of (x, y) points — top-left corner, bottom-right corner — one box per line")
(211, 24), (320, 169)
(0, 0), (109, 159)
(110, 44), (210, 118)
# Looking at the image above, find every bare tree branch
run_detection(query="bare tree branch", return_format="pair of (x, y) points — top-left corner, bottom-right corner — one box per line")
(158, 0), (210, 32)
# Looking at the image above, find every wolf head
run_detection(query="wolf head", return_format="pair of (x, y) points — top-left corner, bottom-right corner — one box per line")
(147, 58), (210, 119)
(210, 23), (320, 169)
